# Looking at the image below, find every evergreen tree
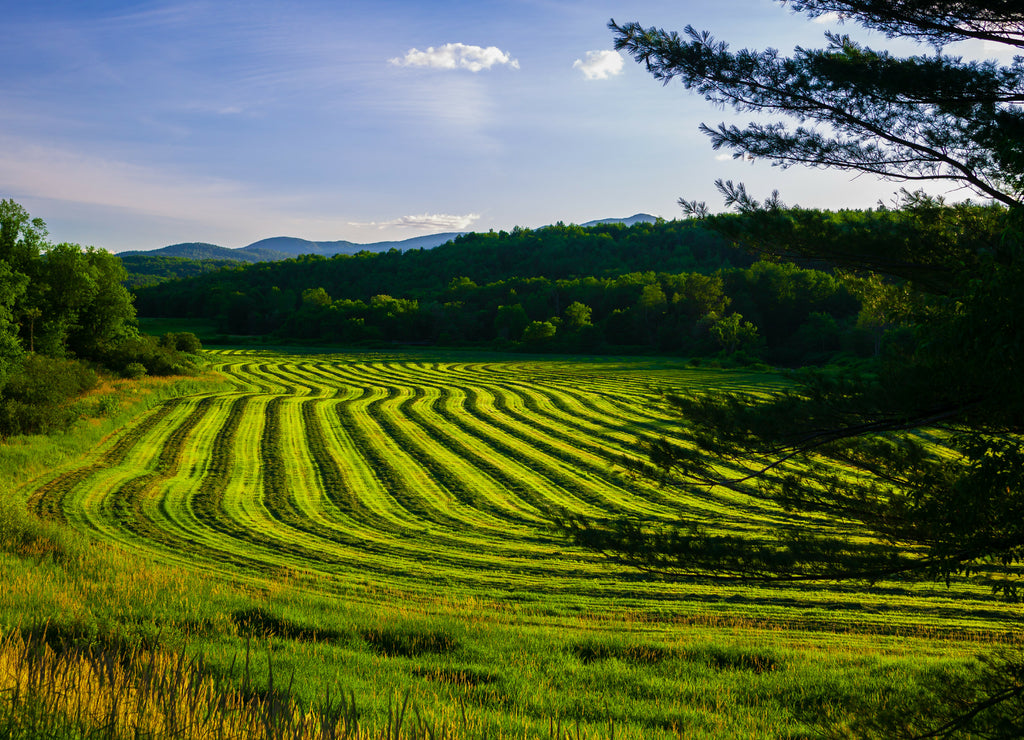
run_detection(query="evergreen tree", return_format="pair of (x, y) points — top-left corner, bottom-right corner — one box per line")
(560, 3), (1024, 734)
(611, 2), (1023, 208)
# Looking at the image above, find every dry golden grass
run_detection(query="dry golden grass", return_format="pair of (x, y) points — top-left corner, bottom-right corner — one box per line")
(0, 626), (366, 740)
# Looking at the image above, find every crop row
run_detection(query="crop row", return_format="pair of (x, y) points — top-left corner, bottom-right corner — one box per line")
(18, 351), (1021, 633)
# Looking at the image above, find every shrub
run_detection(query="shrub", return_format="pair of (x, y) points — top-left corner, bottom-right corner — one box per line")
(158, 331), (202, 354)
(104, 333), (203, 378)
(0, 354), (98, 436)
(123, 362), (148, 379)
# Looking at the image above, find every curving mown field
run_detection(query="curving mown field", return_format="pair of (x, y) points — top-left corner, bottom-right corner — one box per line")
(20, 349), (1020, 639)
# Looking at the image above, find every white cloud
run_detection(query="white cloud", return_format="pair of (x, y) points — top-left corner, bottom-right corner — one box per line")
(349, 213), (481, 231)
(953, 37), (1021, 65)
(812, 12), (843, 24)
(573, 50), (624, 80)
(389, 43), (519, 72)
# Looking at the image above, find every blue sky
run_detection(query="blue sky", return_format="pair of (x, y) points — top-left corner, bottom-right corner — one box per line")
(1, 1), (1010, 252)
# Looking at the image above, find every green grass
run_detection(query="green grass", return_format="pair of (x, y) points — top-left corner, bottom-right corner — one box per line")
(2, 348), (1018, 737)
(136, 316), (221, 341)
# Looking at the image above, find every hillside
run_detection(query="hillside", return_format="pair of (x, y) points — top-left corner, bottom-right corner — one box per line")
(118, 255), (246, 288)
(8, 349), (1008, 737)
(120, 219), (657, 266)
(118, 241), (281, 262)
(119, 232), (465, 262)
(126, 218), (870, 364)
(133, 219), (748, 316)
(580, 213), (657, 227)
(242, 232), (466, 257)
(119, 221), (655, 286)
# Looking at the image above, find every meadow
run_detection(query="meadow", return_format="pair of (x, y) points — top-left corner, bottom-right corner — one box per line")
(3, 349), (1020, 738)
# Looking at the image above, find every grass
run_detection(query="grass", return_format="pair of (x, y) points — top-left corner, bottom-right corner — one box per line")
(0, 626), (366, 739)
(1, 348), (1019, 737)
(136, 317), (222, 342)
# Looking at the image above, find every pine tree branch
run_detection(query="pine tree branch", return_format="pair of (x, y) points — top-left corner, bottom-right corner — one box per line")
(610, 19), (1024, 207)
(783, 0), (1024, 49)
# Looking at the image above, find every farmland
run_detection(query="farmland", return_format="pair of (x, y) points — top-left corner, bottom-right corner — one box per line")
(6, 349), (1022, 737)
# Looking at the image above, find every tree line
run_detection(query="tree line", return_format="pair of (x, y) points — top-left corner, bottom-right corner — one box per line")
(0, 200), (202, 436)
(133, 216), (898, 366)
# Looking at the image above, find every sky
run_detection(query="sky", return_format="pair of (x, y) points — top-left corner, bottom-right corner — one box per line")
(1, 0), (1013, 253)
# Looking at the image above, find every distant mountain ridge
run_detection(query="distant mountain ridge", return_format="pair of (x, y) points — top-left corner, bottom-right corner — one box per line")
(119, 232), (466, 262)
(579, 213), (658, 228)
(119, 216), (659, 263)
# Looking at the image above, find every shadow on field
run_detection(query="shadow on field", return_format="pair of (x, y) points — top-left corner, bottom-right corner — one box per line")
(569, 638), (783, 673)
(231, 607), (354, 645)
(410, 665), (498, 687)
(231, 607), (461, 659)
(18, 621), (162, 661)
(359, 625), (460, 658)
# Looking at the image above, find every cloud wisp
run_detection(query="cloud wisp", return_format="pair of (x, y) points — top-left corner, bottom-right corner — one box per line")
(812, 12), (843, 24)
(389, 43), (519, 72)
(573, 50), (624, 80)
(349, 213), (481, 231)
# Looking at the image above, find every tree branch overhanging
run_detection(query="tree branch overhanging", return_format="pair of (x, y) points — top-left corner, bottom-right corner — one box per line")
(609, 18), (1024, 207)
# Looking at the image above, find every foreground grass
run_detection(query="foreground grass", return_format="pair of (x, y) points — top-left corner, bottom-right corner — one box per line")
(0, 537), (988, 738)
(1, 350), (1018, 737)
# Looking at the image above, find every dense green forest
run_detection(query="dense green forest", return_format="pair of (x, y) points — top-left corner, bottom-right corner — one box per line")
(133, 217), (886, 365)
(120, 254), (243, 288)
(127, 219), (737, 292)
(0, 199), (202, 436)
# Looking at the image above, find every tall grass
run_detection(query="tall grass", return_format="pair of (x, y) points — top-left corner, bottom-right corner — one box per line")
(0, 626), (367, 740)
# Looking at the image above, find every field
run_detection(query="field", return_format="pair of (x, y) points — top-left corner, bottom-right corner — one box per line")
(5, 349), (1021, 737)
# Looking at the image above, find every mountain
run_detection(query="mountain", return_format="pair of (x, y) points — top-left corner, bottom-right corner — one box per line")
(237, 237), (331, 257)
(120, 220), (657, 262)
(350, 232), (468, 253)
(119, 232), (465, 262)
(579, 213), (658, 228)
(238, 232), (465, 257)
(118, 242), (286, 262)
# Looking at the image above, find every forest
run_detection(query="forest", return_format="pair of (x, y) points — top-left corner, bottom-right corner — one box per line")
(130, 215), (889, 366)
(0, 199), (202, 437)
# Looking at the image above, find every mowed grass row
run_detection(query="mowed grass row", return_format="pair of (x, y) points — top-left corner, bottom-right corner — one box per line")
(20, 349), (1023, 636)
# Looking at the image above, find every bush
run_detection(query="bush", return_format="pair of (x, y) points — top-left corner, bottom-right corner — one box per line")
(522, 320), (557, 345)
(0, 354), (98, 436)
(123, 362), (148, 379)
(103, 333), (203, 378)
(3, 354), (97, 406)
(158, 332), (202, 354)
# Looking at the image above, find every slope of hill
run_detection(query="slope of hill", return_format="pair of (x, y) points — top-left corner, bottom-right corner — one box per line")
(120, 232), (466, 262)
(118, 242), (288, 262)
(120, 219), (663, 290)
(118, 255), (246, 288)
(119, 232), (468, 286)
(241, 232), (464, 257)
(239, 236), (345, 257)
(580, 213), (658, 227)
(132, 219), (755, 323)
(127, 217), (872, 364)
(350, 232), (466, 253)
